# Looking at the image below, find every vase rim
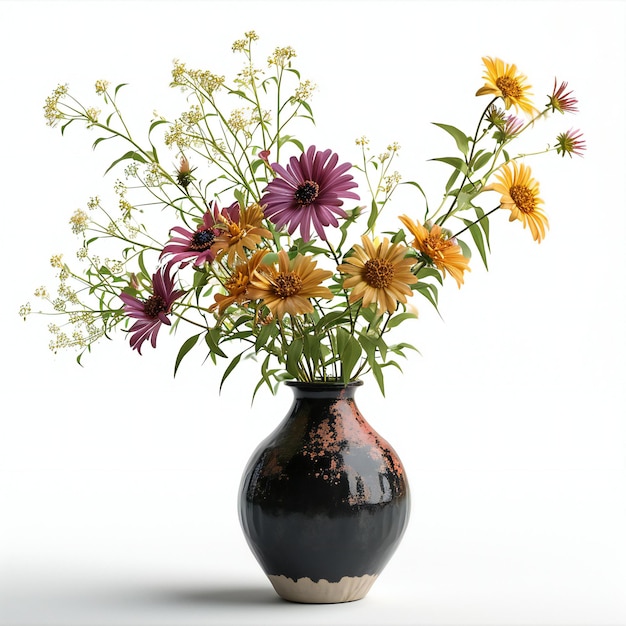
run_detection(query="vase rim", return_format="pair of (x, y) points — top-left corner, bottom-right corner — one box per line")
(285, 379), (363, 390)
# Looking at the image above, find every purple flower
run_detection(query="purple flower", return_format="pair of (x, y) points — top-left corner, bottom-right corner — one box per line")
(160, 203), (223, 267)
(260, 145), (359, 242)
(556, 128), (587, 158)
(119, 263), (185, 354)
(548, 79), (579, 114)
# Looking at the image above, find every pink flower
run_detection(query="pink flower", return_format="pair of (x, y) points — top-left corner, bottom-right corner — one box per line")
(260, 146), (359, 242)
(556, 128), (586, 158)
(160, 202), (234, 267)
(119, 263), (185, 354)
(548, 79), (579, 114)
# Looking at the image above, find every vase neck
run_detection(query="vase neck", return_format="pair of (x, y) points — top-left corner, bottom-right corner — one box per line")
(286, 381), (362, 401)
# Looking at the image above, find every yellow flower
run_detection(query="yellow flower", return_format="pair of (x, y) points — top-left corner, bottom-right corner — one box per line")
(337, 236), (415, 315)
(484, 162), (549, 243)
(210, 250), (269, 315)
(247, 250), (333, 318)
(214, 203), (272, 265)
(476, 57), (536, 117)
(399, 216), (470, 288)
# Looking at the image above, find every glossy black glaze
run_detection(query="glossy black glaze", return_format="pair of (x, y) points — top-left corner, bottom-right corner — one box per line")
(239, 381), (410, 583)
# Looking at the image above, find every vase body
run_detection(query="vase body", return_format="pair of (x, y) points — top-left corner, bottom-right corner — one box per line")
(238, 381), (410, 603)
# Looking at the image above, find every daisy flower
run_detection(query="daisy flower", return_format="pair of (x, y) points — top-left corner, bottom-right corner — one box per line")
(484, 162), (549, 242)
(260, 145), (359, 242)
(119, 263), (185, 354)
(548, 79), (578, 114)
(161, 205), (221, 267)
(476, 57), (536, 117)
(213, 202), (272, 265)
(399, 216), (470, 288)
(247, 250), (333, 318)
(555, 128), (586, 158)
(337, 236), (415, 315)
(209, 250), (269, 315)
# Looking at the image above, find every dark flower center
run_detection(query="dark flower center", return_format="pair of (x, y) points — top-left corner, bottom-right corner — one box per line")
(364, 258), (395, 289)
(509, 184), (536, 214)
(274, 272), (303, 298)
(191, 229), (215, 251)
(143, 294), (167, 319)
(294, 180), (320, 206)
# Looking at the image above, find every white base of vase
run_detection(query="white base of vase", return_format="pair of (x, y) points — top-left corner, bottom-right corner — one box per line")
(268, 573), (378, 604)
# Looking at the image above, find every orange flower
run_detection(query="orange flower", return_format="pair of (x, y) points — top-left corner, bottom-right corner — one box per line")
(214, 202), (272, 265)
(399, 216), (470, 288)
(210, 250), (269, 315)
(484, 162), (548, 243)
(337, 236), (415, 315)
(247, 250), (333, 318)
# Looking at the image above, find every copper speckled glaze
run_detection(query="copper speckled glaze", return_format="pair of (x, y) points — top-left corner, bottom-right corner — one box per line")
(239, 381), (410, 603)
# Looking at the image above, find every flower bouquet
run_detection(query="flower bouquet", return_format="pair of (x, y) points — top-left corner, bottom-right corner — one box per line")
(21, 30), (586, 604)
(22, 32), (584, 399)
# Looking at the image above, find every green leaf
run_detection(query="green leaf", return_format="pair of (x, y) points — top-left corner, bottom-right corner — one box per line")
(415, 282), (440, 311)
(367, 198), (379, 232)
(315, 310), (348, 333)
(205, 327), (227, 358)
(92, 136), (113, 150)
(137, 250), (150, 280)
(386, 312), (418, 329)
(104, 150), (149, 176)
(472, 150), (493, 172)
(255, 323), (277, 353)
(432, 122), (470, 155)
(336, 329), (361, 383)
(458, 238), (472, 259)
(461, 218), (489, 269)
(174, 333), (201, 377)
(445, 168), (461, 194)
(474, 206), (491, 251)
(220, 351), (244, 393)
(416, 266), (444, 285)
(303, 332), (321, 371)
(371, 360), (385, 396)
(430, 156), (468, 176)
(286, 338), (303, 378)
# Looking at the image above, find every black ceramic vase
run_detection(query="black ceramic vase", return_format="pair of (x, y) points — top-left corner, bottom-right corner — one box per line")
(238, 381), (410, 603)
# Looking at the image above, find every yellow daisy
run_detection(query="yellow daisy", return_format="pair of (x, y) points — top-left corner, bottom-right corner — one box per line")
(209, 250), (269, 315)
(484, 161), (549, 243)
(476, 57), (536, 117)
(214, 202), (272, 265)
(399, 216), (470, 288)
(337, 236), (416, 315)
(247, 250), (333, 318)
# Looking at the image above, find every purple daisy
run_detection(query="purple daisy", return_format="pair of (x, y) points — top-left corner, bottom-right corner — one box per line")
(160, 204), (222, 267)
(260, 145), (360, 242)
(119, 263), (185, 354)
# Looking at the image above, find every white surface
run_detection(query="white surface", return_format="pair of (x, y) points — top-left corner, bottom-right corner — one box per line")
(1, 1), (625, 624)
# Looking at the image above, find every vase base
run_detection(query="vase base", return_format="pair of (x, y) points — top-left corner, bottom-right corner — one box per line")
(268, 573), (378, 604)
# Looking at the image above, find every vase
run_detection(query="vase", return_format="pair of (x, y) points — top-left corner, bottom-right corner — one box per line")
(238, 380), (410, 604)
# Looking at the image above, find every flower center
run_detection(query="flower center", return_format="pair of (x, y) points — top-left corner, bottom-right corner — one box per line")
(143, 294), (167, 319)
(509, 184), (536, 214)
(225, 273), (249, 296)
(424, 234), (451, 260)
(364, 258), (395, 289)
(191, 229), (215, 251)
(274, 272), (303, 298)
(495, 76), (522, 99)
(227, 221), (245, 243)
(294, 180), (320, 206)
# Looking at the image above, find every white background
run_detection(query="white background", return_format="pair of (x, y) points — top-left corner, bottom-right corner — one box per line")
(1, 1), (625, 624)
